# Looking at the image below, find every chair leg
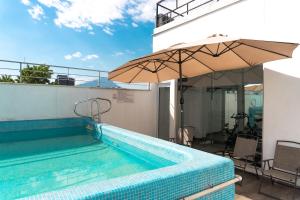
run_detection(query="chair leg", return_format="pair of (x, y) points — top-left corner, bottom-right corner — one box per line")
(258, 177), (282, 200)
(292, 184), (297, 200)
(254, 165), (259, 179)
(271, 176), (274, 185)
(258, 176), (263, 194)
(240, 164), (247, 186)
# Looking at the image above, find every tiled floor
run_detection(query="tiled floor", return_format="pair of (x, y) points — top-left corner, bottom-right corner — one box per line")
(235, 170), (300, 200)
(235, 194), (252, 200)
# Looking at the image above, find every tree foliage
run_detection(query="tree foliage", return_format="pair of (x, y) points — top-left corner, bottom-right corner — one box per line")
(17, 64), (53, 84)
(0, 75), (15, 83)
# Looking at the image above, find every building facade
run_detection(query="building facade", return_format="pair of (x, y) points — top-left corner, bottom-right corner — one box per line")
(153, 0), (300, 160)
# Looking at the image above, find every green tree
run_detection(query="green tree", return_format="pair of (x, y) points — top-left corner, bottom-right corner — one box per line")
(17, 64), (53, 84)
(0, 75), (14, 83)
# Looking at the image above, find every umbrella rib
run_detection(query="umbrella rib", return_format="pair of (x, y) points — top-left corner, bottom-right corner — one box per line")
(165, 52), (179, 62)
(216, 43), (220, 55)
(128, 62), (152, 83)
(130, 49), (177, 63)
(181, 46), (206, 62)
(156, 72), (160, 82)
(111, 52), (178, 74)
(158, 62), (188, 78)
(129, 67), (145, 83)
(223, 42), (253, 66)
(219, 43), (242, 56)
(192, 56), (216, 72)
(240, 42), (291, 58)
(109, 62), (148, 80)
(109, 66), (137, 80)
(156, 50), (179, 71)
(218, 41), (238, 56)
(109, 51), (178, 81)
(182, 48), (220, 62)
(203, 45), (214, 56)
(110, 60), (149, 73)
(154, 62), (160, 82)
(184, 51), (216, 72)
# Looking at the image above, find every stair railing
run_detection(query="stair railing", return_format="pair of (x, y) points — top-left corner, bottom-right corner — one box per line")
(74, 97), (112, 123)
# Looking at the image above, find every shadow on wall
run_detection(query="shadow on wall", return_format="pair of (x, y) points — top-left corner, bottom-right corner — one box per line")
(263, 68), (300, 160)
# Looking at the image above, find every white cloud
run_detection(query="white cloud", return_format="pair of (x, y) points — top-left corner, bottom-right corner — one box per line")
(125, 49), (135, 55)
(72, 51), (82, 58)
(103, 27), (113, 36)
(113, 52), (124, 56)
(26, 0), (158, 34)
(28, 4), (44, 20)
(37, 0), (128, 30)
(64, 54), (72, 60)
(113, 50), (135, 56)
(89, 31), (95, 35)
(21, 0), (31, 6)
(131, 22), (138, 28)
(82, 54), (99, 61)
(65, 52), (99, 61)
(127, 0), (157, 22)
(64, 51), (82, 60)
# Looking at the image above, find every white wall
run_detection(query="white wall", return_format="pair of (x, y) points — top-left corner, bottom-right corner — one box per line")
(153, 0), (300, 159)
(263, 68), (300, 159)
(0, 83), (158, 137)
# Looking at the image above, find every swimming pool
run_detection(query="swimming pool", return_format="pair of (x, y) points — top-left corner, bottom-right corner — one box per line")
(0, 118), (236, 199)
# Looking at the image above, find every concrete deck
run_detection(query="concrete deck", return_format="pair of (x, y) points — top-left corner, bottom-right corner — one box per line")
(235, 170), (300, 200)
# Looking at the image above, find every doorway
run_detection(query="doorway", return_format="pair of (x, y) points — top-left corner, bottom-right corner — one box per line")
(158, 87), (170, 140)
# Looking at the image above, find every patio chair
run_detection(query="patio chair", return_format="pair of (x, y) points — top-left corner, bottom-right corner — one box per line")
(222, 135), (259, 184)
(259, 140), (300, 200)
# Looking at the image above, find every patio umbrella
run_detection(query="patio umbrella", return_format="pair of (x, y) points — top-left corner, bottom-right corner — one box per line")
(109, 34), (298, 143)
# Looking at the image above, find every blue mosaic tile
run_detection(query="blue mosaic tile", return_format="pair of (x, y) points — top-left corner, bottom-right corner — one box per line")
(0, 117), (89, 133)
(18, 123), (235, 200)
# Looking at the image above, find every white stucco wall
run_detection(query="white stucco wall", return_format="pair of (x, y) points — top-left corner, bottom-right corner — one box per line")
(153, 0), (300, 159)
(0, 83), (158, 137)
(263, 66), (300, 159)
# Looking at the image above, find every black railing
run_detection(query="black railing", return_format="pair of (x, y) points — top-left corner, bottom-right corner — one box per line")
(156, 0), (219, 27)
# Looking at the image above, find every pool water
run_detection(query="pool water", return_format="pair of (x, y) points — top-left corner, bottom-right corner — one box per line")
(0, 128), (172, 199)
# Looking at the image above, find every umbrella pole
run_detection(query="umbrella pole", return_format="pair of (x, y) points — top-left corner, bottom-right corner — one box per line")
(179, 51), (184, 145)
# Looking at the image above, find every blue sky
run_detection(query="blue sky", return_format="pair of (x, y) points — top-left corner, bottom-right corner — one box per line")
(0, 0), (156, 72)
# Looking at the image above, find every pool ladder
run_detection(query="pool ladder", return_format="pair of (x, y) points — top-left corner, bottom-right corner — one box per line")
(74, 97), (112, 123)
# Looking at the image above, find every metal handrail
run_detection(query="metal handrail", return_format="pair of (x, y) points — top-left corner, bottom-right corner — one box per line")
(74, 97), (112, 123)
(0, 59), (107, 73)
(0, 58), (151, 90)
(156, 0), (219, 27)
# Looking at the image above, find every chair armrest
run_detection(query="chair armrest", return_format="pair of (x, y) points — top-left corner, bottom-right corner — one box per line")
(244, 155), (256, 162)
(245, 154), (255, 158)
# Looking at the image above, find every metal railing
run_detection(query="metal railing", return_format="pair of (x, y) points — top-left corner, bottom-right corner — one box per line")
(74, 97), (112, 123)
(0, 59), (150, 90)
(156, 0), (219, 27)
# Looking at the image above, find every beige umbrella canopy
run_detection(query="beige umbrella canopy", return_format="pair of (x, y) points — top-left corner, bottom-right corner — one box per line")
(109, 35), (298, 83)
(109, 34), (298, 143)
